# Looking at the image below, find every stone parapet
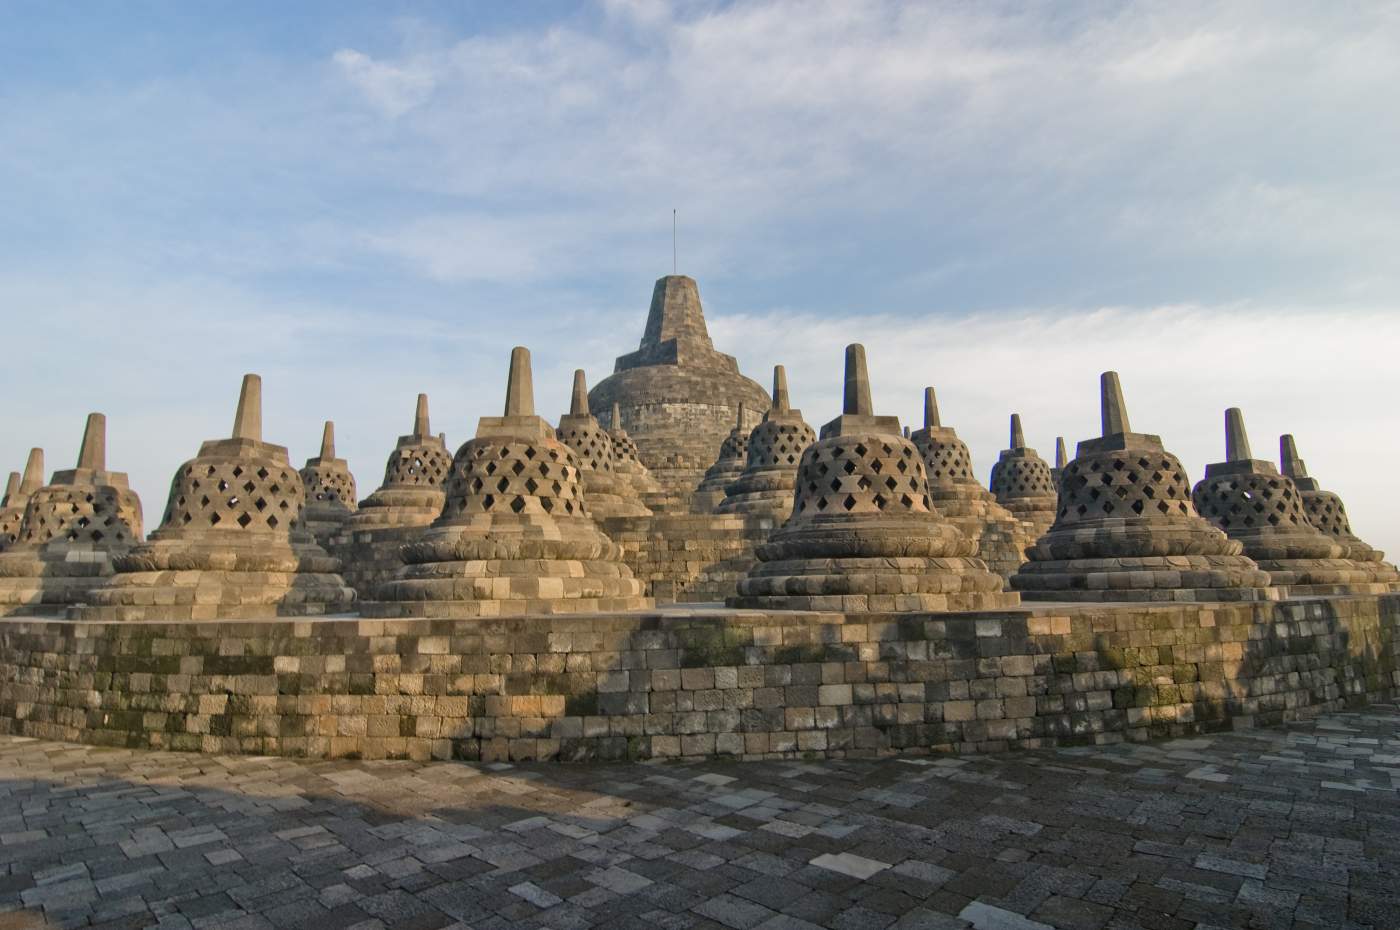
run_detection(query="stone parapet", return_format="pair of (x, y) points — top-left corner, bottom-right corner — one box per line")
(0, 594), (1395, 763)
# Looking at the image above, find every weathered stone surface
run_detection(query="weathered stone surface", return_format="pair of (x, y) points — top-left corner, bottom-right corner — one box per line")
(2, 592), (1395, 763)
(733, 346), (1016, 613)
(329, 394), (452, 599)
(72, 375), (355, 621)
(911, 387), (1034, 582)
(362, 347), (652, 618)
(0, 415), (144, 615)
(0, 449), (44, 552)
(298, 420), (357, 547)
(988, 414), (1057, 539)
(604, 511), (770, 603)
(693, 402), (752, 512)
(606, 401), (666, 506)
(717, 365), (816, 528)
(557, 369), (651, 520)
(1281, 432), (1400, 584)
(1014, 372), (1275, 602)
(1192, 409), (1396, 597)
(2, 704), (1398, 929)
(589, 276), (769, 509)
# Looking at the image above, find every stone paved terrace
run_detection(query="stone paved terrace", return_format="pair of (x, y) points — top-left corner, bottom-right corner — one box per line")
(1, 710), (1398, 930)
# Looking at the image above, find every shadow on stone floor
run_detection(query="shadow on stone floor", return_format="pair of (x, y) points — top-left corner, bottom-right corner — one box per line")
(1, 706), (1399, 929)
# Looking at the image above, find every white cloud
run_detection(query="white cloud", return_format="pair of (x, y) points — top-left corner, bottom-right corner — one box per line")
(332, 48), (436, 117)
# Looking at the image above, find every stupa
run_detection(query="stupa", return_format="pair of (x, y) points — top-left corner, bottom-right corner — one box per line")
(74, 375), (355, 620)
(588, 276), (768, 508)
(0, 449), (44, 551)
(1281, 434), (1398, 582)
(299, 421), (358, 545)
(0, 416), (144, 615)
(328, 394), (452, 598)
(606, 402), (664, 502)
(364, 347), (651, 617)
(988, 414), (1058, 539)
(731, 346), (1016, 612)
(692, 403), (751, 512)
(716, 366), (816, 527)
(1011, 374), (1274, 602)
(350, 394), (451, 528)
(556, 369), (651, 519)
(909, 387), (1034, 580)
(1191, 409), (1391, 596)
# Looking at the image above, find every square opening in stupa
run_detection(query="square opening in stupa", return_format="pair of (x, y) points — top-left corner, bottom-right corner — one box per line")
(1, 272), (1396, 769)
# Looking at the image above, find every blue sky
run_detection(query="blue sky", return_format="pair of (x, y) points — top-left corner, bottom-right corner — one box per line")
(4, 1), (1400, 554)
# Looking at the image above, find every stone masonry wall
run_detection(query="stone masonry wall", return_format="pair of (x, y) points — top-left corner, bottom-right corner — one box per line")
(0, 595), (1395, 764)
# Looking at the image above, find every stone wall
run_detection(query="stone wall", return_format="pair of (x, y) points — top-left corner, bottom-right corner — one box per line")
(604, 513), (769, 604)
(0, 595), (1395, 763)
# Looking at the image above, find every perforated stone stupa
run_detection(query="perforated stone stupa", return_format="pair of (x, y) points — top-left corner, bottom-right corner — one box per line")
(1281, 434), (1399, 584)
(988, 414), (1058, 539)
(363, 347), (651, 617)
(692, 403), (751, 512)
(557, 369), (650, 519)
(299, 421), (357, 545)
(909, 387), (1034, 581)
(716, 366), (816, 527)
(328, 394), (452, 598)
(589, 275), (768, 509)
(349, 394), (451, 529)
(606, 402), (664, 503)
(73, 375), (355, 621)
(1012, 373), (1274, 602)
(0, 415), (144, 615)
(1191, 409), (1393, 596)
(0, 449), (44, 551)
(731, 346), (1016, 612)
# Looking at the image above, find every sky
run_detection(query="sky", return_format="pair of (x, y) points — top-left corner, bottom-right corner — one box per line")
(3, 1), (1399, 554)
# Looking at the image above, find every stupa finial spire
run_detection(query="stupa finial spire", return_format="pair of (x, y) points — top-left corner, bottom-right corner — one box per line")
(1224, 407), (1252, 462)
(20, 448), (44, 494)
(1280, 433), (1307, 478)
(1100, 371), (1130, 436)
(320, 421), (336, 460)
(77, 413), (106, 471)
(842, 345), (872, 416)
(1055, 436), (1068, 469)
(611, 402), (622, 428)
(735, 402), (746, 428)
(232, 374), (262, 442)
(1010, 414), (1026, 450)
(923, 387), (941, 429)
(504, 346), (534, 417)
(570, 369), (590, 416)
(2, 472), (18, 504)
(413, 393), (431, 437)
(771, 365), (790, 414)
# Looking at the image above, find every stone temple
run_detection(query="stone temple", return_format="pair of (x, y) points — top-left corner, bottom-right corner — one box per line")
(732, 346), (1014, 612)
(909, 387), (1033, 581)
(364, 348), (651, 617)
(0, 415), (143, 615)
(2, 273), (1399, 771)
(1192, 408), (1394, 597)
(589, 276), (768, 509)
(73, 375), (355, 621)
(1012, 373), (1274, 602)
(0, 448), (44, 551)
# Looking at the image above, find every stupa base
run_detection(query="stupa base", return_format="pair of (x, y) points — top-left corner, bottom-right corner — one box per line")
(71, 569), (357, 621)
(359, 595), (654, 618)
(1013, 554), (1277, 602)
(0, 551), (116, 616)
(731, 554), (1017, 613)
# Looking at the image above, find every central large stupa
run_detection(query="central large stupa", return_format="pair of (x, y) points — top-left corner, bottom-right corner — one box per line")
(589, 276), (769, 508)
